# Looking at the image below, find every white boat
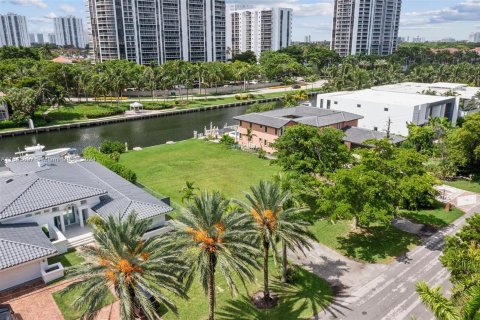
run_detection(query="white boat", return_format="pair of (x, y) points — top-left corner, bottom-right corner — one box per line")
(5, 144), (72, 163)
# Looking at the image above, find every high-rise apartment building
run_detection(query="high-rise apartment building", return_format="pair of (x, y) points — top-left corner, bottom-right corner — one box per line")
(226, 7), (292, 59)
(47, 33), (56, 45)
(469, 32), (480, 43)
(87, 0), (226, 65)
(331, 0), (401, 56)
(36, 33), (44, 44)
(29, 33), (36, 44)
(0, 13), (30, 47)
(54, 16), (86, 48)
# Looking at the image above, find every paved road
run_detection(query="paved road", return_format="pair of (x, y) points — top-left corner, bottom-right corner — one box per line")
(318, 202), (480, 320)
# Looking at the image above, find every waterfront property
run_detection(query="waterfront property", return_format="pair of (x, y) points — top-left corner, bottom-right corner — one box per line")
(119, 139), (280, 206)
(316, 89), (459, 135)
(0, 158), (172, 290)
(233, 105), (404, 153)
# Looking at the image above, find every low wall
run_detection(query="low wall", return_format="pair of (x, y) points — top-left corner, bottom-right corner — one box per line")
(41, 262), (64, 284)
(51, 226), (68, 254)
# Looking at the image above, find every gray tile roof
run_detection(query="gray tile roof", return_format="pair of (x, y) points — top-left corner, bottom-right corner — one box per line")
(342, 126), (406, 146)
(2, 159), (173, 222)
(233, 106), (363, 129)
(0, 175), (107, 220)
(0, 223), (57, 270)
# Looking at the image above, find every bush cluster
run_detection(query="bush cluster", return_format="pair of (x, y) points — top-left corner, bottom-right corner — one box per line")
(83, 146), (137, 183)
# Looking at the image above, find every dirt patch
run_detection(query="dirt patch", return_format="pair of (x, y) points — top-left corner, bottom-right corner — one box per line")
(251, 291), (279, 309)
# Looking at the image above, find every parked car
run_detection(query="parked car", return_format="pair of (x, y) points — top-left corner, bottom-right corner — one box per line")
(0, 305), (17, 320)
(292, 84), (301, 89)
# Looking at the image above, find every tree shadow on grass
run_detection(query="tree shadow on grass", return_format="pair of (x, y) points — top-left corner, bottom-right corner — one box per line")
(399, 212), (447, 228)
(217, 267), (339, 320)
(216, 295), (306, 320)
(336, 226), (420, 263)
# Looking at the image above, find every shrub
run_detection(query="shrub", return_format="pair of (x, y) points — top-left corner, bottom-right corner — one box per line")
(246, 102), (276, 114)
(219, 134), (236, 146)
(100, 140), (125, 155)
(83, 146), (137, 183)
(0, 120), (22, 130)
(234, 94), (241, 100)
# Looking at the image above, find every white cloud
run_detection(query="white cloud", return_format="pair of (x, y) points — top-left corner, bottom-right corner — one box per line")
(60, 4), (76, 14)
(8, 0), (47, 8)
(401, 0), (480, 27)
(44, 12), (57, 19)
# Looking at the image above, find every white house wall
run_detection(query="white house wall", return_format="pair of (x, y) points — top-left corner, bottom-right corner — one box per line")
(0, 259), (47, 291)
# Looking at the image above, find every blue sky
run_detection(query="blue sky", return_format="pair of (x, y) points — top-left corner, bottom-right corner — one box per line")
(1, 0), (479, 41)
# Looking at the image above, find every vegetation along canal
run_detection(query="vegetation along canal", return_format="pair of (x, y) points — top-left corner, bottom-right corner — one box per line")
(0, 96), (315, 160)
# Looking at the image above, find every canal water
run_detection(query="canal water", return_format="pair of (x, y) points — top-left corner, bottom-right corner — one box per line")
(0, 96), (316, 160)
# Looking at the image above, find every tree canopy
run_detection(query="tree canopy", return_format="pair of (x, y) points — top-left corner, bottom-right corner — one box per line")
(272, 125), (351, 176)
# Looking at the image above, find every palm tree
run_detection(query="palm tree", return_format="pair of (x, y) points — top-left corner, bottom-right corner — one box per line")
(59, 213), (188, 319)
(238, 180), (314, 303)
(272, 174), (314, 282)
(168, 191), (259, 320)
(180, 180), (199, 203)
(416, 282), (480, 320)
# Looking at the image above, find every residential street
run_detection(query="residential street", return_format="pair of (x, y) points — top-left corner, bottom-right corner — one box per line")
(292, 187), (480, 320)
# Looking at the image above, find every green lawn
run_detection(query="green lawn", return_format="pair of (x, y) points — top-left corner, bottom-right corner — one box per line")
(48, 249), (84, 268)
(309, 220), (420, 264)
(162, 258), (332, 320)
(53, 286), (116, 320)
(444, 178), (480, 193)
(399, 201), (464, 228)
(120, 140), (280, 208)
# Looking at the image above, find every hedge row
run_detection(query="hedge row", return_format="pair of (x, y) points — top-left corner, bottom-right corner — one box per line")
(82, 146), (137, 183)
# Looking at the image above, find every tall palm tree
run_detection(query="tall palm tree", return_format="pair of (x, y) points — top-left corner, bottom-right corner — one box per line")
(60, 213), (188, 319)
(238, 180), (314, 302)
(272, 174), (314, 282)
(416, 282), (480, 320)
(168, 191), (259, 320)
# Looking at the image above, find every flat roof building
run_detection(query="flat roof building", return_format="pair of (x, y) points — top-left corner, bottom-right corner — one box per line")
(317, 89), (459, 135)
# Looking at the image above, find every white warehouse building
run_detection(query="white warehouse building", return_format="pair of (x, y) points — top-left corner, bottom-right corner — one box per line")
(316, 89), (459, 136)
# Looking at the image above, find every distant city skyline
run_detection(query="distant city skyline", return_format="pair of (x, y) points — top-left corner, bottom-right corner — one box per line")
(0, 0), (479, 42)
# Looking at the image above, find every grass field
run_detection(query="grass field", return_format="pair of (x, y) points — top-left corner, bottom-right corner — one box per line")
(399, 201), (464, 228)
(53, 286), (115, 320)
(444, 178), (480, 193)
(120, 139), (280, 207)
(47, 249), (84, 268)
(309, 220), (420, 264)
(162, 258), (332, 320)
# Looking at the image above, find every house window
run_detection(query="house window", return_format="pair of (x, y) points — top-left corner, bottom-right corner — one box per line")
(25, 213), (32, 217)
(35, 212), (41, 216)
(44, 209), (50, 213)
(52, 207), (59, 212)
(320, 99), (324, 108)
(327, 100), (331, 108)
(334, 101), (338, 105)
(264, 126), (267, 133)
(249, 123), (252, 128)
(239, 121), (242, 126)
(357, 104), (361, 108)
(274, 129), (278, 135)
(81, 200), (87, 205)
(384, 108), (389, 112)
(260, 125), (263, 129)
(374, 127), (378, 131)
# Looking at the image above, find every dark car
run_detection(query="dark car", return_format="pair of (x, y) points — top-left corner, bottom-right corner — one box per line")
(0, 305), (16, 320)
(291, 84), (301, 89)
